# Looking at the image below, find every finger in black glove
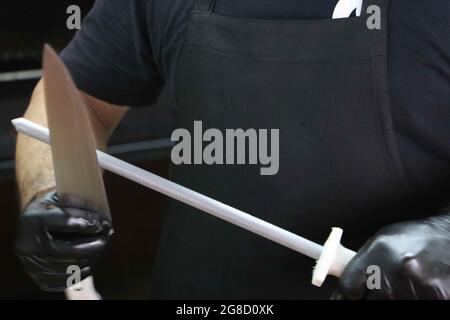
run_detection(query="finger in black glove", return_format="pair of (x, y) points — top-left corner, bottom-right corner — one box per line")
(15, 190), (112, 292)
(334, 215), (450, 300)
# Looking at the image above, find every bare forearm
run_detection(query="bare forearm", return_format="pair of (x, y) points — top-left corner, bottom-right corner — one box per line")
(16, 80), (55, 207)
(15, 79), (128, 208)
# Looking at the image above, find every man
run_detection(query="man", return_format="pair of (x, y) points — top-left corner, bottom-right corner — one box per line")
(15, 0), (450, 299)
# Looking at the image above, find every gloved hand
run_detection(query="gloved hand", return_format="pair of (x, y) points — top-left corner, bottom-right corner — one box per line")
(15, 189), (112, 292)
(333, 215), (450, 300)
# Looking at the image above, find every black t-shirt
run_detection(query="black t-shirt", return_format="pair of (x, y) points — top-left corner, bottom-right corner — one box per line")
(61, 0), (450, 198)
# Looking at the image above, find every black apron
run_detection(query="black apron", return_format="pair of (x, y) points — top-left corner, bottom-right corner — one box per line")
(150, 0), (439, 299)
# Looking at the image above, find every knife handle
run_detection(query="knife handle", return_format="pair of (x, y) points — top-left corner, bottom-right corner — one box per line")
(65, 276), (102, 300)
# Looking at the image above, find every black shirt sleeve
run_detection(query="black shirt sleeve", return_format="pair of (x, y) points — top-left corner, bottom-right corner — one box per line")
(60, 0), (163, 107)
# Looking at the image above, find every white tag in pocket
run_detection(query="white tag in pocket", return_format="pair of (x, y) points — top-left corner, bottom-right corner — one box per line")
(332, 0), (363, 19)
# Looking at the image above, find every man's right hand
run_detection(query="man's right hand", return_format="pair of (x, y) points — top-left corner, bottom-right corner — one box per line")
(15, 189), (112, 292)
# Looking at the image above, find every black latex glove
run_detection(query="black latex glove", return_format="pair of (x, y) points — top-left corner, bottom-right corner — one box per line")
(15, 190), (112, 292)
(333, 215), (450, 300)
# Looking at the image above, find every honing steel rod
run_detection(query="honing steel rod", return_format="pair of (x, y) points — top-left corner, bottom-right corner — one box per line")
(12, 117), (357, 287)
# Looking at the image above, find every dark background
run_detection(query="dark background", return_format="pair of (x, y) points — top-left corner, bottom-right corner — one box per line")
(0, 1), (176, 299)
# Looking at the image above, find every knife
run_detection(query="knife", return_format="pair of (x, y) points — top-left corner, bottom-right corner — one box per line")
(42, 44), (110, 300)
